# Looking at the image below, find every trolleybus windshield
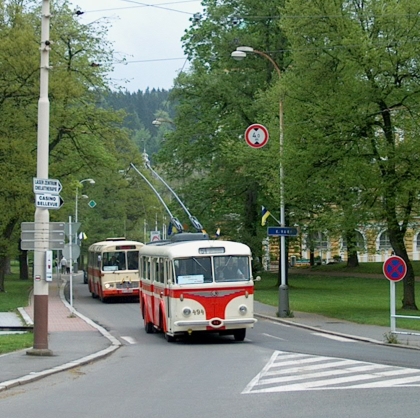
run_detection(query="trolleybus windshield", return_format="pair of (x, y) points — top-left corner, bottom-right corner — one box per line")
(174, 255), (250, 284)
(102, 250), (139, 271)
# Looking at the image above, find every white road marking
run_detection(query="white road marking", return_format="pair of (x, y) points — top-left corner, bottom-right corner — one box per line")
(263, 333), (286, 341)
(121, 336), (136, 345)
(311, 332), (355, 342)
(242, 350), (420, 393)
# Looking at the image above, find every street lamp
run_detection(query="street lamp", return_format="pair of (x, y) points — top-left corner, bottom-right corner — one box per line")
(75, 178), (95, 223)
(74, 178), (94, 273)
(152, 118), (175, 127)
(231, 46), (289, 317)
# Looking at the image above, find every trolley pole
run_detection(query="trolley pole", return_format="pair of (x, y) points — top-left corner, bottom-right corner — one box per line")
(27, 0), (52, 356)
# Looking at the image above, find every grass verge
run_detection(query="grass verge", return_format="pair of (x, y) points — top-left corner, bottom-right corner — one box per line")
(256, 268), (420, 331)
(0, 272), (33, 354)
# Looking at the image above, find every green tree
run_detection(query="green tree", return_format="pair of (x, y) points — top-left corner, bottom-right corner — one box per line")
(0, 0), (145, 291)
(281, 0), (420, 309)
(156, 0), (288, 265)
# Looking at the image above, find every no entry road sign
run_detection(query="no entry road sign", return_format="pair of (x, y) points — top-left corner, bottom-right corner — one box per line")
(383, 256), (407, 282)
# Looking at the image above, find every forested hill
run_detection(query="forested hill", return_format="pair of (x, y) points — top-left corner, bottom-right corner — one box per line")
(102, 88), (176, 156)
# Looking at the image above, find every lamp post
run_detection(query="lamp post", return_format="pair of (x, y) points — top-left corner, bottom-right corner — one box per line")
(27, 0), (52, 356)
(74, 179), (94, 272)
(75, 178), (95, 223)
(152, 118), (175, 127)
(231, 46), (289, 317)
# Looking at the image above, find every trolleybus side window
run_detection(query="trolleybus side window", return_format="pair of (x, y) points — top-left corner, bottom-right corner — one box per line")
(166, 260), (173, 284)
(127, 250), (139, 270)
(158, 258), (165, 283)
(141, 257), (150, 280)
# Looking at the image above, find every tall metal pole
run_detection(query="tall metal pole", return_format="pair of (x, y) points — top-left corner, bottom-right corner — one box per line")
(278, 98), (289, 317)
(75, 187), (79, 223)
(27, 0), (52, 356)
(231, 46), (289, 317)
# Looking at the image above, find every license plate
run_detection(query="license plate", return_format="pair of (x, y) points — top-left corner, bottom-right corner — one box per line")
(121, 288), (133, 293)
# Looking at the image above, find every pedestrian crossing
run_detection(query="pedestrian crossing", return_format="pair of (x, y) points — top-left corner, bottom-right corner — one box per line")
(242, 350), (420, 393)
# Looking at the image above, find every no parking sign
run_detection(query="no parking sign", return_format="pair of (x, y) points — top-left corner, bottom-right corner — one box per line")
(383, 256), (407, 282)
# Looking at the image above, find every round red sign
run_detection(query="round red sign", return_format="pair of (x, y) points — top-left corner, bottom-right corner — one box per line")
(245, 124), (269, 148)
(383, 256), (407, 282)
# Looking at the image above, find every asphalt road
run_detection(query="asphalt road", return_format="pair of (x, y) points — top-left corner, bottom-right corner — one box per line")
(1, 280), (420, 418)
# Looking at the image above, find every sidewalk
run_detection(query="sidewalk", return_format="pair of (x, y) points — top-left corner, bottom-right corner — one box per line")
(1, 278), (420, 392)
(0, 274), (120, 392)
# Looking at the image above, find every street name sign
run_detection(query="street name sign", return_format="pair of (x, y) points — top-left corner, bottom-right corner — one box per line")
(267, 227), (298, 237)
(33, 178), (62, 194)
(35, 193), (64, 209)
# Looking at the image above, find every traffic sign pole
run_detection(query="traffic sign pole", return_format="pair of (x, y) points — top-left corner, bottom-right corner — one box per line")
(383, 256), (407, 333)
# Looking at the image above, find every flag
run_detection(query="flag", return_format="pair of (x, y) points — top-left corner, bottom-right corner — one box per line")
(261, 206), (270, 226)
(215, 228), (221, 237)
(167, 222), (178, 236)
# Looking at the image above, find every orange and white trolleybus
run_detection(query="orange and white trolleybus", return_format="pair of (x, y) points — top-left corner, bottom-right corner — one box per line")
(88, 238), (144, 302)
(139, 233), (257, 342)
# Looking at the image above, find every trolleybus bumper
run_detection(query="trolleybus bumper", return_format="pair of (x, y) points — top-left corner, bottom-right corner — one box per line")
(174, 318), (257, 328)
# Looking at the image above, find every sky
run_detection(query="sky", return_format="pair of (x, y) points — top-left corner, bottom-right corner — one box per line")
(71, 0), (203, 91)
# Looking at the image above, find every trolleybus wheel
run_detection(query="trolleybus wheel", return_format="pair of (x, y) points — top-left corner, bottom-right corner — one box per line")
(233, 328), (246, 342)
(144, 315), (154, 334)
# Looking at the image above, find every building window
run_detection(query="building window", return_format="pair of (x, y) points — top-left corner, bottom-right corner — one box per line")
(342, 231), (365, 252)
(379, 231), (391, 250)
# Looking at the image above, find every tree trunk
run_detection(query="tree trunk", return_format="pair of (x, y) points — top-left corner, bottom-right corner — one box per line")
(0, 256), (6, 292)
(345, 229), (359, 268)
(19, 249), (29, 280)
(309, 248), (315, 266)
(388, 225), (417, 310)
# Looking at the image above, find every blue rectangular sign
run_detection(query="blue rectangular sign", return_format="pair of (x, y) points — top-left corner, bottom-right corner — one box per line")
(267, 227), (298, 237)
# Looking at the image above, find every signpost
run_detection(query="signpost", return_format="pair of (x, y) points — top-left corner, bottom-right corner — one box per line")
(245, 123), (269, 148)
(35, 193), (64, 209)
(150, 231), (161, 242)
(383, 256), (407, 282)
(20, 221), (65, 250)
(33, 177), (62, 194)
(383, 255), (410, 334)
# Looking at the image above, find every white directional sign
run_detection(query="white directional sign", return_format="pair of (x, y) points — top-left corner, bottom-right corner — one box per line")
(35, 193), (64, 209)
(33, 178), (63, 194)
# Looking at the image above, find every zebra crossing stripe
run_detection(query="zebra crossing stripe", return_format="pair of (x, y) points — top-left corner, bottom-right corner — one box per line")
(242, 350), (420, 393)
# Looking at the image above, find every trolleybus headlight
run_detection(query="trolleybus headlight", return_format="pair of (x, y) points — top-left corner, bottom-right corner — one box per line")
(105, 283), (111, 289)
(182, 307), (192, 316)
(239, 305), (248, 315)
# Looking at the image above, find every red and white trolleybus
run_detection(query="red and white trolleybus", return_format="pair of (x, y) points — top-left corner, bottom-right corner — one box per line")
(88, 238), (144, 302)
(139, 233), (257, 342)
